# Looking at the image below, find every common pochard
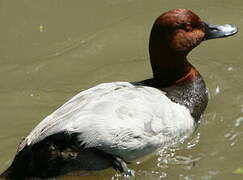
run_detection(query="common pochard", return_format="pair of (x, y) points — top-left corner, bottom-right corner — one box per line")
(1, 9), (237, 179)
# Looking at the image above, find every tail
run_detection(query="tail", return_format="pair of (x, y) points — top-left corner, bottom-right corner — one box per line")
(0, 166), (13, 179)
(0, 132), (115, 180)
(0, 149), (31, 180)
(0, 144), (52, 180)
(0, 132), (81, 180)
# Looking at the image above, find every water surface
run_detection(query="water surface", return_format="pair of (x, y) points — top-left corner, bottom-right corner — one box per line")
(0, 0), (242, 180)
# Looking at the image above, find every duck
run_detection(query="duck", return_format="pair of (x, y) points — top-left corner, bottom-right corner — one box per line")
(1, 9), (237, 180)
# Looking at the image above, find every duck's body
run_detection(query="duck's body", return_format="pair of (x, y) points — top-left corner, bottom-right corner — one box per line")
(3, 80), (203, 179)
(21, 82), (195, 157)
(20, 82), (196, 162)
(1, 9), (237, 180)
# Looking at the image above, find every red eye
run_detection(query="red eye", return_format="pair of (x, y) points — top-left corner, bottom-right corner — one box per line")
(177, 23), (193, 32)
(184, 23), (192, 32)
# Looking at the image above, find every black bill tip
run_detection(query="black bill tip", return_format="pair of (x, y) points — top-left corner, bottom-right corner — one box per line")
(204, 22), (238, 41)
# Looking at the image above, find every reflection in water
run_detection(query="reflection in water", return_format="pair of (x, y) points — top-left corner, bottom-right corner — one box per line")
(0, 0), (243, 180)
(155, 133), (201, 177)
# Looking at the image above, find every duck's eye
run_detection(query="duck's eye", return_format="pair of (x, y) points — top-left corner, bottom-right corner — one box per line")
(179, 23), (193, 32)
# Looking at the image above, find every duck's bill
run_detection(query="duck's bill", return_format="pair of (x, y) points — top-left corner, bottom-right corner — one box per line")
(203, 22), (238, 40)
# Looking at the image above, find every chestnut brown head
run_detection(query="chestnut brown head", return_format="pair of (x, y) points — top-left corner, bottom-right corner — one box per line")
(149, 9), (237, 55)
(149, 9), (237, 85)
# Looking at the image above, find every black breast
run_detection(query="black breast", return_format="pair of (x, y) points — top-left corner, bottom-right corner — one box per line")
(164, 74), (208, 122)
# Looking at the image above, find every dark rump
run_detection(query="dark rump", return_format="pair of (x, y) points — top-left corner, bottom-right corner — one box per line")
(0, 132), (113, 180)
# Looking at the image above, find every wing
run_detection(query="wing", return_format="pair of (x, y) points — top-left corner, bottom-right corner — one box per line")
(18, 82), (133, 151)
(18, 82), (194, 160)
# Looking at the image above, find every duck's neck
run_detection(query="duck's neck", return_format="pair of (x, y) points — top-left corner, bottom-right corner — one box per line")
(149, 45), (193, 87)
(147, 44), (207, 122)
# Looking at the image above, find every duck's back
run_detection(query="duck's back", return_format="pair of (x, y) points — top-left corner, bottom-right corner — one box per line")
(2, 82), (195, 179)
(21, 82), (194, 156)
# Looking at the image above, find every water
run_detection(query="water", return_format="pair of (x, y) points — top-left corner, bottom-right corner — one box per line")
(0, 0), (242, 180)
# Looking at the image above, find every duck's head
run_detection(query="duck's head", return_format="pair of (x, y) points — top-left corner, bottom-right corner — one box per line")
(149, 9), (237, 86)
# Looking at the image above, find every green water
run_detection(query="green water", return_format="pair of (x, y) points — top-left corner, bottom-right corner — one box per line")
(0, 0), (242, 180)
